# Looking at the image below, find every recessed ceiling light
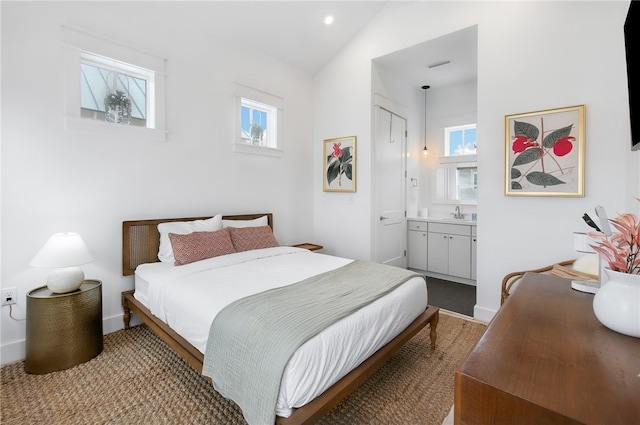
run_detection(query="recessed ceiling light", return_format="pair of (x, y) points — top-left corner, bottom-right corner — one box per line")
(324, 15), (334, 26)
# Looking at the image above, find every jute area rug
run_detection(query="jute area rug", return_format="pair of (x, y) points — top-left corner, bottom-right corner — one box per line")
(1, 311), (486, 425)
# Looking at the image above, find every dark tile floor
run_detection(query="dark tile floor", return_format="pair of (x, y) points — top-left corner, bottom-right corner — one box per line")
(425, 276), (476, 317)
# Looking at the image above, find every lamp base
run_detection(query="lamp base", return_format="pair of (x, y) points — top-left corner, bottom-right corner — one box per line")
(571, 279), (600, 294)
(47, 267), (85, 293)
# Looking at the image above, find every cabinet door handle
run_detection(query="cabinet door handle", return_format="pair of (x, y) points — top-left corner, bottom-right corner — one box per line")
(380, 215), (389, 220)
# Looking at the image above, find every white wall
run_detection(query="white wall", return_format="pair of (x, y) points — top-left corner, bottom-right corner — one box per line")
(314, 1), (639, 322)
(1, 2), (315, 364)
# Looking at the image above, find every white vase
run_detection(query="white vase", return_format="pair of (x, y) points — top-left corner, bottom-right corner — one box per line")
(592, 268), (640, 338)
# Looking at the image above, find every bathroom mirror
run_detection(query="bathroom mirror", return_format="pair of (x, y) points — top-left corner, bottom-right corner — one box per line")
(434, 162), (477, 204)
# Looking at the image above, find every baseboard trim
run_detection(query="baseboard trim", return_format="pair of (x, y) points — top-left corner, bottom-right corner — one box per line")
(473, 304), (497, 323)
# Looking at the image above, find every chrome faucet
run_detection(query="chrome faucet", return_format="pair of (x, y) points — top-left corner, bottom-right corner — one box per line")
(453, 206), (463, 219)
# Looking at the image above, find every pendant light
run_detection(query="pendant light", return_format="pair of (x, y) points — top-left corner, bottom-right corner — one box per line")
(422, 85), (430, 157)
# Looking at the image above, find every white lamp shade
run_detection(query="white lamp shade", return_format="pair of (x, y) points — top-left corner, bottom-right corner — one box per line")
(30, 232), (94, 268)
(30, 232), (94, 293)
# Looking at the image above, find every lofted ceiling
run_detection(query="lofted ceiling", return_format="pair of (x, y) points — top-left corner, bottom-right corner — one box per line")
(152, 1), (476, 86)
(373, 25), (478, 90)
(176, 1), (389, 76)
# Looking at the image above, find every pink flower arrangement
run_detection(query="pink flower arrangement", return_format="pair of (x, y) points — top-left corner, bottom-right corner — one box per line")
(589, 201), (640, 275)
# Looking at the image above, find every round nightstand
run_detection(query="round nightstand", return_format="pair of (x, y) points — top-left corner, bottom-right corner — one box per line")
(25, 279), (103, 374)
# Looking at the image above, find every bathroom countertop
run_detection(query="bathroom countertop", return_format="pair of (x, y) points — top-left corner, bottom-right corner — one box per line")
(407, 216), (477, 226)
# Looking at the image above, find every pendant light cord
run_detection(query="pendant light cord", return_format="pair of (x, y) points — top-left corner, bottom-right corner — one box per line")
(422, 85), (430, 152)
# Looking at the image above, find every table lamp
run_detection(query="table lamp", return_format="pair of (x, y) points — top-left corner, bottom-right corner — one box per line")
(30, 232), (94, 293)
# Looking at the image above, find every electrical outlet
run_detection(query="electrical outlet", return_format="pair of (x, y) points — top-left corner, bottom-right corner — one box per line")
(2, 287), (17, 306)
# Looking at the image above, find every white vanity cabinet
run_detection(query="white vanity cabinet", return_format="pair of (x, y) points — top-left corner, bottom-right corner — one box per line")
(427, 222), (472, 279)
(407, 220), (428, 270)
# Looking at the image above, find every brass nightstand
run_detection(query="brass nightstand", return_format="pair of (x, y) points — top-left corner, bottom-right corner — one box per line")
(25, 280), (103, 374)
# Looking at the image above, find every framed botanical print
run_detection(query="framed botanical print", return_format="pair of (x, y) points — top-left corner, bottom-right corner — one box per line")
(505, 105), (585, 197)
(323, 136), (356, 192)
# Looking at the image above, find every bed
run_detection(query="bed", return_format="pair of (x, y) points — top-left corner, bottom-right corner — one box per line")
(121, 213), (439, 425)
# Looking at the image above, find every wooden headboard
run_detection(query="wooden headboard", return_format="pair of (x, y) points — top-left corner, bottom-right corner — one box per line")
(122, 213), (273, 276)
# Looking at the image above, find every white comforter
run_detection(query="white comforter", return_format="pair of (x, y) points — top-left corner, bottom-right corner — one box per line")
(134, 246), (428, 417)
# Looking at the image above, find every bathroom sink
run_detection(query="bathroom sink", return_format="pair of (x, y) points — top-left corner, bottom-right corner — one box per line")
(428, 218), (476, 225)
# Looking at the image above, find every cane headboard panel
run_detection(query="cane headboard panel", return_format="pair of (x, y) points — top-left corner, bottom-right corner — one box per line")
(122, 213), (273, 276)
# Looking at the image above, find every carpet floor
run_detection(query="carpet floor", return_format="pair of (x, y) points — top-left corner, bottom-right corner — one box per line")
(1, 311), (486, 425)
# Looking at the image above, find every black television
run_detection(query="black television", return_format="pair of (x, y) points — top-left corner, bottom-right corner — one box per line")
(624, 0), (640, 150)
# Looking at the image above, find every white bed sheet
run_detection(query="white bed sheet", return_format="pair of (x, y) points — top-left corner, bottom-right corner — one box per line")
(134, 246), (428, 417)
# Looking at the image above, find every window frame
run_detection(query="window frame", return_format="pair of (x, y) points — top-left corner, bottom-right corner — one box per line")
(80, 51), (153, 126)
(444, 123), (477, 157)
(455, 165), (478, 202)
(240, 97), (277, 147)
(233, 83), (283, 157)
(62, 25), (166, 142)
(434, 162), (478, 205)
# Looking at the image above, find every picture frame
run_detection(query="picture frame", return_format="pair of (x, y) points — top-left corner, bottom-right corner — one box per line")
(323, 136), (356, 192)
(505, 105), (585, 197)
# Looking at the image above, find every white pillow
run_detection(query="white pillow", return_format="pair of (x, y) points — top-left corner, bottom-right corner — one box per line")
(221, 215), (268, 229)
(157, 215), (222, 263)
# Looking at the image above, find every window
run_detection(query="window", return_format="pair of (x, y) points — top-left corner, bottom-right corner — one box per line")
(62, 25), (166, 141)
(233, 83), (283, 157)
(80, 51), (152, 127)
(445, 124), (476, 156)
(240, 97), (277, 148)
(435, 162), (478, 204)
(456, 166), (478, 201)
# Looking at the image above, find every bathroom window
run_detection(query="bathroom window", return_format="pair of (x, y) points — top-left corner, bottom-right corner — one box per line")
(435, 162), (478, 204)
(445, 124), (476, 156)
(456, 166), (478, 201)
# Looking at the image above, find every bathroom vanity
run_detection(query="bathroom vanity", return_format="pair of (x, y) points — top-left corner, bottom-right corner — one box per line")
(407, 218), (477, 284)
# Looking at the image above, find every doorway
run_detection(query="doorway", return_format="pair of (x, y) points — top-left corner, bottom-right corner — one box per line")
(371, 26), (478, 318)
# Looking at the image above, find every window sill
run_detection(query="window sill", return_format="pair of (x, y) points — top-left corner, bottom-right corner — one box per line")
(439, 154), (477, 164)
(233, 143), (283, 158)
(65, 116), (167, 142)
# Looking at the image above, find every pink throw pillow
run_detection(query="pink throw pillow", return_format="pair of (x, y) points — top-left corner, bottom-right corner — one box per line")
(169, 228), (236, 266)
(228, 226), (279, 252)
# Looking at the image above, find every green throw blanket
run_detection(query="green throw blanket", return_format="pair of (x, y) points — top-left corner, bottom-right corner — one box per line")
(201, 260), (423, 425)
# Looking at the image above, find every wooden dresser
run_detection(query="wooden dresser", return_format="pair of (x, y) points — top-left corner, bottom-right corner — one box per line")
(455, 272), (640, 424)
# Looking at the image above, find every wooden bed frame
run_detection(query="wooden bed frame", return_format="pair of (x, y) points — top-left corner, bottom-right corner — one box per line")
(121, 213), (440, 425)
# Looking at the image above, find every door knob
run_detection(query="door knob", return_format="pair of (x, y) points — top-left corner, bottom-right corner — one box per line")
(380, 216), (389, 220)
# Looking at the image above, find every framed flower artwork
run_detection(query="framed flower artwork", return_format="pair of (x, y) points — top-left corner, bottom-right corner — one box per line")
(505, 105), (585, 197)
(323, 136), (356, 192)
